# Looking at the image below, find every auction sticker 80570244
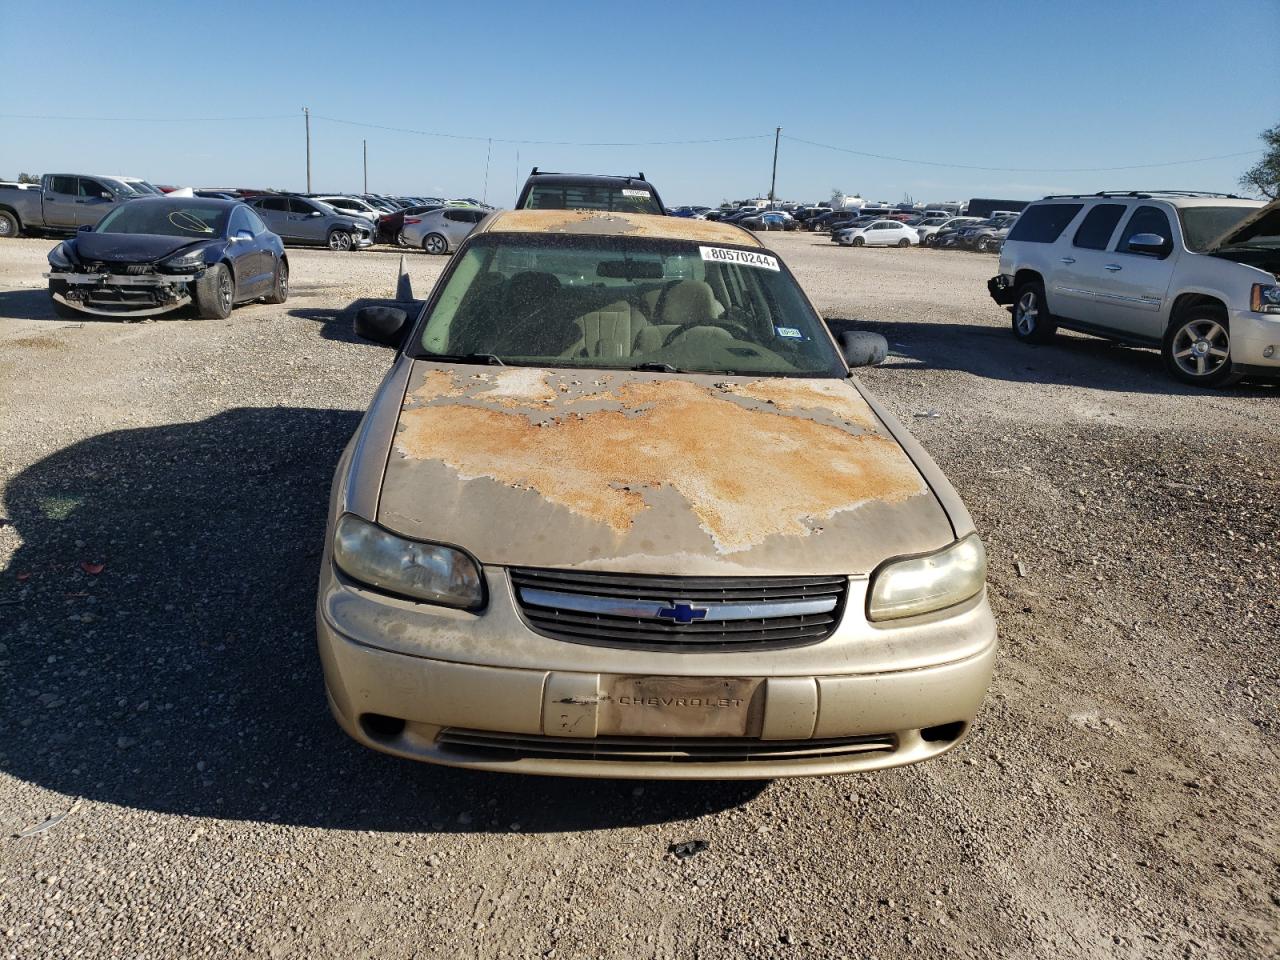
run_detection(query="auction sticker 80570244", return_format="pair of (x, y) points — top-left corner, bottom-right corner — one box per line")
(698, 246), (780, 271)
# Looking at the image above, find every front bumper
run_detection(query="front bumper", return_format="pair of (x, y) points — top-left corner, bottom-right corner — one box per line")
(988, 273), (1016, 306)
(46, 270), (195, 316)
(316, 564), (998, 779)
(1230, 307), (1280, 373)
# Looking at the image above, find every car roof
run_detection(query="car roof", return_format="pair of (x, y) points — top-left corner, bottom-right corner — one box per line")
(125, 195), (238, 208)
(476, 209), (764, 246)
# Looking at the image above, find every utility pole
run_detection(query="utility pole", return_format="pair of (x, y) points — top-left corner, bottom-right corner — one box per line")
(482, 137), (492, 204)
(303, 106), (312, 193)
(363, 139), (368, 194)
(769, 126), (781, 209)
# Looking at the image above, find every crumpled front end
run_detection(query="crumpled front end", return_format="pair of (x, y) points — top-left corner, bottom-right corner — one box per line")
(46, 265), (196, 316)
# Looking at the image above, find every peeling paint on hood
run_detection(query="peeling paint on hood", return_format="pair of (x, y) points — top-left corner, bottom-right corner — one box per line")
(376, 365), (954, 575)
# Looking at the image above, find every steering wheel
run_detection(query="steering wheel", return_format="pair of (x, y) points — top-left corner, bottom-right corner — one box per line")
(660, 309), (755, 348)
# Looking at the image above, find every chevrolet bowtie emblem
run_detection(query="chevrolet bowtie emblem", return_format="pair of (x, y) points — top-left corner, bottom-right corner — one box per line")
(656, 602), (709, 624)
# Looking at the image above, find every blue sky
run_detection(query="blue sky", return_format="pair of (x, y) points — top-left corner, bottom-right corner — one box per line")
(2, 0), (1276, 206)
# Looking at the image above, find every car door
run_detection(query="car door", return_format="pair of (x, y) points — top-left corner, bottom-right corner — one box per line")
(869, 222), (893, 246)
(288, 198), (327, 244)
(1050, 202), (1127, 324)
(441, 209), (471, 246)
(254, 197), (292, 240)
(226, 206), (271, 295)
(1091, 204), (1180, 340)
(42, 175), (80, 229)
(76, 177), (119, 228)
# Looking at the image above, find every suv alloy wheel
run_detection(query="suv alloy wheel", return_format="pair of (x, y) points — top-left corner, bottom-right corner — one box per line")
(1011, 280), (1058, 344)
(1162, 304), (1242, 388)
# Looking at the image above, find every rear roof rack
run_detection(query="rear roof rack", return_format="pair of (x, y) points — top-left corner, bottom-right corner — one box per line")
(529, 167), (647, 181)
(1040, 190), (1244, 200)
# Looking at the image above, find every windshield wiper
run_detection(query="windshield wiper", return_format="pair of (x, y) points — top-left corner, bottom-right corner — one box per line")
(631, 361), (679, 373)
(424, 352), (505, 366)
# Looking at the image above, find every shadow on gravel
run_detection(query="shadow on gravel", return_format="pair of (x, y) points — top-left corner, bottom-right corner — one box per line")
(289, 298), (420, 345)
(827, 316), (1278, 397)
(0, 288), (63, 321)
(0, 408), (765, 833)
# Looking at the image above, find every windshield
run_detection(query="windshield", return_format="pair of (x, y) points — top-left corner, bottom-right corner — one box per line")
(414, 234), (845, 377)
(1179, 205), (1276, 251)
(95, 202), (228, 237)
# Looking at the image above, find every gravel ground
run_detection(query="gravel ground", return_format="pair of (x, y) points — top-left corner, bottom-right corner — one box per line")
(0, 233), (1276, 960)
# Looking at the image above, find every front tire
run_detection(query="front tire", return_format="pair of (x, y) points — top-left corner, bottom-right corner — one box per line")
(263, 258), (289, 304)
(193, 263), (234, 320)
(1011, 280), (1057, 344)
(422, 233), (448, 255)
(1162, 304), (1241, 388)
(327, 230), (353, 252)
(850, 236), (865, 247)
(0, 211), (19, 239)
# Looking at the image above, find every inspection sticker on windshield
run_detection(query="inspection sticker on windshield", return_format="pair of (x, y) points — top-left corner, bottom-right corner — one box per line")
(775, 326), (804, 339)
(622, 189), (651, 198)
(699, 246), (780, 271)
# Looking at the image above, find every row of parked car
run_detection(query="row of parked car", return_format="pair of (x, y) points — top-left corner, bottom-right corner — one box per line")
(0, 174), (494, 255)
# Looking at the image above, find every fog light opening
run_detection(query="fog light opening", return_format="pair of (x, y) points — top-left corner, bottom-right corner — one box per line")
(360, 713), (407, 741)
(1264, 345), (1275, 359)
(921, 720), (967, 744)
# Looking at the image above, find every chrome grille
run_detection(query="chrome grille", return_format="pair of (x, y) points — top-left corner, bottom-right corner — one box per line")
(509, 568), (848, 650)
(437, 728), (894, 763)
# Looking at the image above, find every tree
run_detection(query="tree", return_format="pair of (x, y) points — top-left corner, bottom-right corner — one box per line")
(17, 172), (39, 184)
(1239, 123), (1280, 199)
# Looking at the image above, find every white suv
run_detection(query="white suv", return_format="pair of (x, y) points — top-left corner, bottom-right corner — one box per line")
(988, 191), (1280, 387)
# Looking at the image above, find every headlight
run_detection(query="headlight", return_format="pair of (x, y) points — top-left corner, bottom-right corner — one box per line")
(332, 514), (483, 609)
(867, 534), (987, 622)
(162, 251), (206, 272)
(1251, 284), (1280, 314)
(48, 242), (73, 269)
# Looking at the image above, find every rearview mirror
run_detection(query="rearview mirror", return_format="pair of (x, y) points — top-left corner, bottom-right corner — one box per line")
(597, 260), (664, 280)
(355, 306), (409, 348)
(1126, 233), (1169, 257)
(837, 330), (888, 369)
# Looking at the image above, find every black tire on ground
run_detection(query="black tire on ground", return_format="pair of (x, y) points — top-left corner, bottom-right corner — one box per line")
(1010, 279), (1057, 344)
(327, 230), (353, 252)
(0, 211), (19, 239)
(193, 263), (234, 320)
(263, 258), (289, 304)
(851, 236), (865, 247)
(422, 233), (448, 255)
(896, 237), (910, 247)
(1161, 302), (1242, 388)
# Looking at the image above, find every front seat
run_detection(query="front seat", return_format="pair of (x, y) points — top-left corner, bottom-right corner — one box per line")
(635, 279), (724, 352)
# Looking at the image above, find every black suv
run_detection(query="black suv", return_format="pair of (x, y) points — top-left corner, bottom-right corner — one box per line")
(515, 169), (665, 215)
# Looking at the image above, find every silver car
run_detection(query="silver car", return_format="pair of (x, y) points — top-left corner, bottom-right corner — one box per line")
(246, 195), (373, 251)
(400, 206), (489, 255)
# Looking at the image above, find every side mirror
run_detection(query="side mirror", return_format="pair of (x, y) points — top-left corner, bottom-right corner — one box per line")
(1126, 233), (1169, 257)
(354, 306), (409, 348)
(100, 192), (113, 200)
(231, 230), (254, 242)
(837, 330), (889, 368)
(310, 210), (324, 218)
(78, 224), (93, 232)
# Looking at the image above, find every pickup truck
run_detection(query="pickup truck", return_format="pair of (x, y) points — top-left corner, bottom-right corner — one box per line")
(0, 174), (143, 238)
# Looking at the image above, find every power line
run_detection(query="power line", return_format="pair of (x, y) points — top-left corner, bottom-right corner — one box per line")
(310, 114), (771, 147)
(781, 134), (1262, 173)
(0, 113), (295, 122)
(0, 111), (1262, 171)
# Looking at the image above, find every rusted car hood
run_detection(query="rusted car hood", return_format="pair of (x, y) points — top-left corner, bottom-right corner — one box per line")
(376, 363), (955, 576)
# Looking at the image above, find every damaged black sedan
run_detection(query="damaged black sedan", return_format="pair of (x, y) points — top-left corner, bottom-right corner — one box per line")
(45, 196), (288, 319)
